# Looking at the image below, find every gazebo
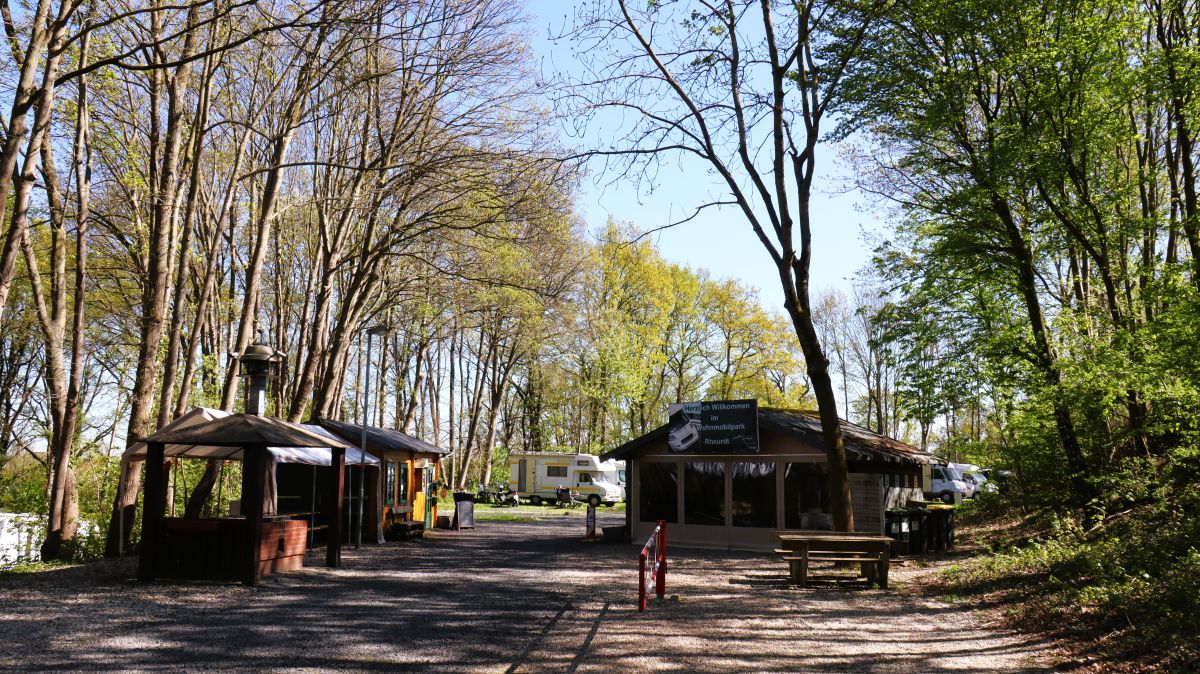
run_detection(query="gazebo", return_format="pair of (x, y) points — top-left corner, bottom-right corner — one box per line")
(137, 413), (356, 585)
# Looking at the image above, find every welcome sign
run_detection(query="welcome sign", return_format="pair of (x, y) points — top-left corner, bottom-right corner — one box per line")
(667, 399), (760, 454)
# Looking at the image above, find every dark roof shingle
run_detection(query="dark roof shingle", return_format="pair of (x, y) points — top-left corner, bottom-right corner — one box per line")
(601, 407), (943, 466)
(146, 414), (354, 449)
(315, 418), (450, 456)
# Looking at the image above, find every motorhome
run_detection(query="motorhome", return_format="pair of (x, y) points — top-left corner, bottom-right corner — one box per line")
(599, 459), (626, 489)
(508, 452), (625, 507)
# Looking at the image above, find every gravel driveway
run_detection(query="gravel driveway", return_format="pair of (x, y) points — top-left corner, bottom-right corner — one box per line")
(0, 513), (1052, 673)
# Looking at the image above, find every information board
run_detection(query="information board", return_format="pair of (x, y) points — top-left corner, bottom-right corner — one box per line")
(667, 399), (759, 454)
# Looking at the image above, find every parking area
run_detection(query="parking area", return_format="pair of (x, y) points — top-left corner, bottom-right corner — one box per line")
(0, 514), (1052, 673)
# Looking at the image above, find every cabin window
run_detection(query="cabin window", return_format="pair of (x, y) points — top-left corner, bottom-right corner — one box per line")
(578, 472), (593, 483)
(547, 465), (568, 478)
(576, 460), (590, 467)
(639, 462), (678, 523)
(397, 463), (409, 504)
(732, 461), (776, 528)
(384, 463), (397, 506)
(684, 461), (725, 526)
(783, 462), (831, 529)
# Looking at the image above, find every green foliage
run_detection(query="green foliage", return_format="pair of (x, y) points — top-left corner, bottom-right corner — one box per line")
(0, 458), (49, 515)
(948, 452), (1200, 670)
(532, 219), (814, 452)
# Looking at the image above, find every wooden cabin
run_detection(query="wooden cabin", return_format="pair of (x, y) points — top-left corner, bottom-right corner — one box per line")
(131, 412), (356, 584)
(314, 419), (449, 540)
(601, 407), (946, 551)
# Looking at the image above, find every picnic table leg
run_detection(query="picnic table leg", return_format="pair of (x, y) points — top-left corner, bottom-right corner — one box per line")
(878, 552), (890, 589)
(861, 560), (875, 584)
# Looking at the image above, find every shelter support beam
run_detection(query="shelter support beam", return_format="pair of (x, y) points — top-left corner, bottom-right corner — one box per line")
(242, 444), (265, 585)
(326, 447), (345, 567)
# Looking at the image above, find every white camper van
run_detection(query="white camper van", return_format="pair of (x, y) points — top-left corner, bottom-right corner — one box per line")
(508, 452), (625, 507)
(600, 459), (626, 490)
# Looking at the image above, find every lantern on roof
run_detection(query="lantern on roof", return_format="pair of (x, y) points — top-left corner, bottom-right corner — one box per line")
(237, 332), (286, 416)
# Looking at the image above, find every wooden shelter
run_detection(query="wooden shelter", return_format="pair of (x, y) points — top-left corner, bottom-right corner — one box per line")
(602, 407), (946, 551)
(315, 418), (450, 540)
(137, 414), (355, 585)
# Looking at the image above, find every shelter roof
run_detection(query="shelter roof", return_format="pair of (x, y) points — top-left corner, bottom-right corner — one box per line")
(600, 406), (945, 466)
(314, 418), (450, 457)
(144, 412), (355, 449)
(757, 408), (944, 465)
(123, 408), (371, 465)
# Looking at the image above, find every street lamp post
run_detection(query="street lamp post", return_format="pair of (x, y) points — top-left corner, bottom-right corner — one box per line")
(357, 325), (389, 549)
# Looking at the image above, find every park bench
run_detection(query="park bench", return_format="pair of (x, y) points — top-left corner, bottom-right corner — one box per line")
(775, 531), (891, 589)
(388, 505), (424, 539)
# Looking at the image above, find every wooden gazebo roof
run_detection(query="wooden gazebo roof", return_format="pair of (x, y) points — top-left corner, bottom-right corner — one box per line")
(146, 414), (354, 449)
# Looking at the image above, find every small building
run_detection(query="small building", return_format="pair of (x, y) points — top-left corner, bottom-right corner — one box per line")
(601, 407), (945, 550)
(133, 413), (358, 584)
(314, 418), (449, 540)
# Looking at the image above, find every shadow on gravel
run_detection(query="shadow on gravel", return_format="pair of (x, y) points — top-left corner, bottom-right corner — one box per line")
(0, 517), (1055, 673)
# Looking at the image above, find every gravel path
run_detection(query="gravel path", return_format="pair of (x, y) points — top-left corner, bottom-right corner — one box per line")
(0, 513), (1053, 673)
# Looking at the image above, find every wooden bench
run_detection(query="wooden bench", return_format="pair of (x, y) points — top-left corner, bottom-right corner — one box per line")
(390, 520), (425, 540)
(388, 505), (424, 540)
(775, 532), (892, 589)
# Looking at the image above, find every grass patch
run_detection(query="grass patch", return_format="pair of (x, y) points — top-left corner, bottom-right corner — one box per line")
(462, 502), (626, 522)
(0, 559), (72, 577)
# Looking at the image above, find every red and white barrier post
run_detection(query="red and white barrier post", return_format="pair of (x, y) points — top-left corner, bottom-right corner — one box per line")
(638, 519), (666, 611)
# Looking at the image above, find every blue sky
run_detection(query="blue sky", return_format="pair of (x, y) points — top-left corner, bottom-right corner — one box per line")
(525, 0), (886, 309)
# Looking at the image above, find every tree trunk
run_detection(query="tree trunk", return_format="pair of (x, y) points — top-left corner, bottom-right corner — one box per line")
(105, 6), (201, 555)
(0, 0), (68, 321)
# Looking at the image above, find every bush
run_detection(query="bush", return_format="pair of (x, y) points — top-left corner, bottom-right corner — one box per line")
(945, 456), (1200, 672)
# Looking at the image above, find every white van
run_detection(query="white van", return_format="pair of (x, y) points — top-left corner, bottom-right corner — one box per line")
(927, 465), (972, 503)
(949, 462), (994, 497)
(509, 452), (625, 507)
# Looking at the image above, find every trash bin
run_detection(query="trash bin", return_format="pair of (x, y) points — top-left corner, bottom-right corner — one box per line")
(907, 507), (929, 554)
(945, 508), (956, 549)
(885, 509), (909, 556)
(452, 491), (475, 530)
(927, 506), (949, 551)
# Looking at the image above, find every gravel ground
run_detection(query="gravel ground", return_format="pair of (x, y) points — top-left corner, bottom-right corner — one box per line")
(0, 513), (1053, 673)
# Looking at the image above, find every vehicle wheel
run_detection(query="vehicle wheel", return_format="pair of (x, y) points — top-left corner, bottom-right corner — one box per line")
(587, 494), (601, 507)
(939, 491), (954, 504)
(529, 495), (542, 506)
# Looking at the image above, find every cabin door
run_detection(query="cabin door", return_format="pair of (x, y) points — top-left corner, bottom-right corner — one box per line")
(517, 459), (527, 492)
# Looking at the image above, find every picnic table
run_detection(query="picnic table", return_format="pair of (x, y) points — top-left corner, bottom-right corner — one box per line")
(775, 531), (892, 589)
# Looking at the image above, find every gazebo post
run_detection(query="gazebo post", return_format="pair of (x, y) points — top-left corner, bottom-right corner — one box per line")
(326, 446), (345, 567)
(138, 441), (168, 581)
(242, 444), (265, 585)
